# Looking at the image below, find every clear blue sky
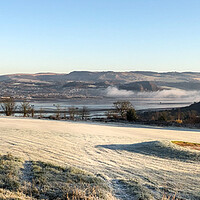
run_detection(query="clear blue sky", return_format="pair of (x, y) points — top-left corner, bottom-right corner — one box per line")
(0, 0), (200, 74)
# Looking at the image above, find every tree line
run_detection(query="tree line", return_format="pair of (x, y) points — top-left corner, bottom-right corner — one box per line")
(0, 98), (138, 122)
(106, 101), (137, 122)
(0, 97), (89, 120)
(1, 97), (199, 126)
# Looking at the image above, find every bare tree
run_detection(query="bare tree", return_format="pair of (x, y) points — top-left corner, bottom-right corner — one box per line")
(55, 104), (61, 119)
(68, 106), (77, 120)
(63, 107), (67, 120)
(106, 110), (118, 119)
(20, 100), (31, 117)
(1, 97), (16, 116)
(31, 105), (35, 118)
(113, 101), (134, 119)
(79, 106), (89, 120)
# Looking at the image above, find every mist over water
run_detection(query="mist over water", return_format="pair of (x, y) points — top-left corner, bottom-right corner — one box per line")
(105, 86), (200, 101)
(14, 87), (200, 118)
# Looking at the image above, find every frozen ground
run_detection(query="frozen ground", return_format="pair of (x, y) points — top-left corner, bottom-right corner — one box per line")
(0, 117), (199, 199)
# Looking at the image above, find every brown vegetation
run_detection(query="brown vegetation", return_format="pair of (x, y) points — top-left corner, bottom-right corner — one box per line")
(172, 141), (200, 151)
(1, 97), (16, 116)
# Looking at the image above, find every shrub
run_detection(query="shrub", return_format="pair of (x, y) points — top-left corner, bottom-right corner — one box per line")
(126, 108), (137, 121)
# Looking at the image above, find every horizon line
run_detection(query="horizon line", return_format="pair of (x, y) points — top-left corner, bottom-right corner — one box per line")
(1, 70), (200, 76)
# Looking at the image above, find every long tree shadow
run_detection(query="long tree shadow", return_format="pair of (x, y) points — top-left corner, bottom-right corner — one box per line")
(96, 141), (200, 162)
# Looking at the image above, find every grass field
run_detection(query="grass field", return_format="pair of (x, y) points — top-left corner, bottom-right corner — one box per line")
(0, 117), (199, 199)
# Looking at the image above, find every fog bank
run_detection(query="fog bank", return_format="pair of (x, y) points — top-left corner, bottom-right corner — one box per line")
(105, 87), (200, 101)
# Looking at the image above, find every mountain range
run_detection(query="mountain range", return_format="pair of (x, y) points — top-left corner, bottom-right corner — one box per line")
(0, 71), (200, 100)
(1, 71), (200, 84)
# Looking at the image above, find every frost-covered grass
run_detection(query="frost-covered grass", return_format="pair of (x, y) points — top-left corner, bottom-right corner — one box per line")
(117, 179), (153, 200)
(0, 188), (35, 200)
(0, 117), (200, 199)
(161, 193), (178, 200)
(29, 160), (111, 199)
(97, 140), (200, 162)
(0, 153), (23, 191)
(0, 153), (112, 200)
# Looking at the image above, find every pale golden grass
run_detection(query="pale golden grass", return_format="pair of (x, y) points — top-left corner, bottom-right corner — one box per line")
(161, 193), (178, 200)
(172, 141), (200, 151)
(0, 188), (35, 200)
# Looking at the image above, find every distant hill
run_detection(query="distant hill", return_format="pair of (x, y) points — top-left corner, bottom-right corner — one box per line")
(1, 71), (200, 85)
(0, 71), (200, 99)
(180, 102), (200, 113)
(62, 80), (160, 92)
(119, 81), (160, 92)
(158, 82), (200, 90)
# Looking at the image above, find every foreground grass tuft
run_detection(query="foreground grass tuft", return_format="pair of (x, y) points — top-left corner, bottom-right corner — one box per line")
(0, 188), (35, 200)
(0, 153), (23, 191)
(161, 193), (179, 200)
(117, 179), (154, 200)
(28, 160), (110, 199)
(0, 153), (112, 200)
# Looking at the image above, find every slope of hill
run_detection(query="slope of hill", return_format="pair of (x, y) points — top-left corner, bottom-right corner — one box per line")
(1, 71), (200, 84)
(180, 101), (200, 113)
(0, 117), (199, 199)
(119, 81), (160, 92)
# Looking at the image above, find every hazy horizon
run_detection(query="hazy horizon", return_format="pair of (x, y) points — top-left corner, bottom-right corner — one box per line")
(1, 69), (200, 76)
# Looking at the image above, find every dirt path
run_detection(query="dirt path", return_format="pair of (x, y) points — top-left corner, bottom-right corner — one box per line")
(0, 117), (200, 199)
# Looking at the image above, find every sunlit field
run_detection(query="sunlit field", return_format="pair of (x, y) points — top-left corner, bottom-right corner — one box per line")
(0, 117), (199, 199)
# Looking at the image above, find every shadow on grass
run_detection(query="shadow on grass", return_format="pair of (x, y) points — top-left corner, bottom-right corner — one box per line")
(96, 141), (200, 162)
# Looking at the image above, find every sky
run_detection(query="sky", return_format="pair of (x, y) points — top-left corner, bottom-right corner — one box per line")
(0, 0), (200, 74)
